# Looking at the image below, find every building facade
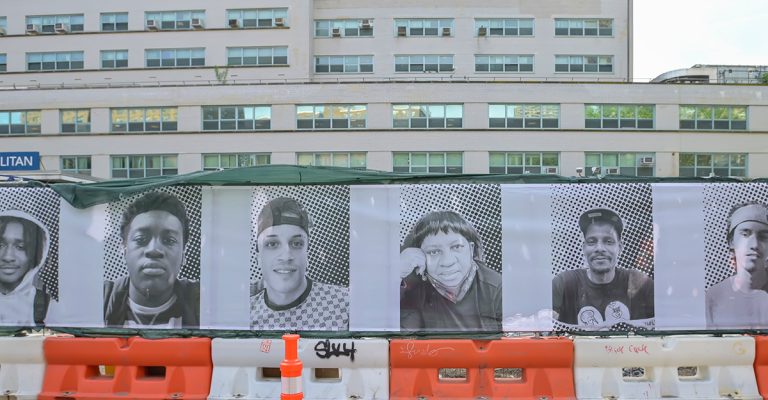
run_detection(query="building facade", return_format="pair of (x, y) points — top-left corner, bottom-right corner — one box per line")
(1, 0), (767, 180)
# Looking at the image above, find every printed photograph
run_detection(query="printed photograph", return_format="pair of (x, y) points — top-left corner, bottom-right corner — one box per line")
(550, 183), (655, 332)
(102, 189), (202, 329)
(399, 184), (502, 332)
(249, 186), (350, 331)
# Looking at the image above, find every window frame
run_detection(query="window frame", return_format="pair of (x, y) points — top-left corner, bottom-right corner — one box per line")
(100, 12), (128, 31)
(227, 46), (288, 66)
(679, 153), (747, 177)
(202, 153), (271, 170)
(555, 55), (613, 73)
(315, 19), (373, 37)
(0, 110), (42, 134)
(585, 104), (655, 129)
(296, 152), (367, 169)
(394, 55), (454, 73)
(394, 18), (454, 37)
(110, 107), (178, 133)
(314, 55), (373, 74)
(584, 152), (656, 177)
(101, 50), (128, 69)
(474, 18), (534, 36)
(145, 10), (205, 30)
(0, 53), (6, 73)
(228, 8), (288, 29)
(201, 105), (272, 131)
(145, 48), (205, 68)
(26, 51), (84, 71)
(679, 105), (748, 131)
(61, 155), (92, 175)
(296, 104), (367, 130)
(489, 152), (560, 174)
(554, 18), (613, 37)
(488, 104), (560, 129)
(475, 55), (534, 73)
(393, 104), (464, 129)
(111, 155), (178, 179)
(392, 152), (463, 174)
(60, 109), (91, 133)
(26, 14), (84, 33)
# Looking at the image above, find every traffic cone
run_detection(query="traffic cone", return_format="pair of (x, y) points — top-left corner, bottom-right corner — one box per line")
(280, 334), (303, 400)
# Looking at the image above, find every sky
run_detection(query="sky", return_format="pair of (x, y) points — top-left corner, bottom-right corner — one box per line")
(633, 0), (768, 81)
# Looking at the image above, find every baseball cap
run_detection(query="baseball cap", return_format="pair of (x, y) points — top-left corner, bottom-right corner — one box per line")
(578, 208), (624, 237)
(727, 203), (768, 236)
(257, 197), (311, 237)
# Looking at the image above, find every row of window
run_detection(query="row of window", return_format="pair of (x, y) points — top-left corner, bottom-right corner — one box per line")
(10, 12), (614, 37)
(9, 50), (612, 73)
(1, 104), (751, 134)
(58, 152), (748, 179)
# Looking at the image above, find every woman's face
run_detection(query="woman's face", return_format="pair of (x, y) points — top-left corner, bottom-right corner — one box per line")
(420, 230), (474, 287)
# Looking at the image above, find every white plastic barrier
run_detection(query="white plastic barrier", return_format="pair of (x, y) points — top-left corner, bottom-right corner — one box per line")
(0, 335), (46, 400)
(209, 337), (388, 400)
(574, 335), (760, 399)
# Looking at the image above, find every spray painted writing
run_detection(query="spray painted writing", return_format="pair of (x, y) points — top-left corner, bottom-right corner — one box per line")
(315, 339), (357, 362)
(399, 342), (455, 360)
(604, 344), (649, 355)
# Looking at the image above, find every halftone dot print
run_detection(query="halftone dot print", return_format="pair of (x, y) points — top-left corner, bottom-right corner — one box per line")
(399, 184), (502, 273)
(249, 186), (350, 286)
(102, 187), (202, 282)
(0, 188), (60, 300)
(550, 183), (654, 279)
(703, 183), (768, 289)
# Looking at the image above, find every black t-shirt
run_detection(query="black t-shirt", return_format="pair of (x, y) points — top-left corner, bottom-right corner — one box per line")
(552, 267), (654, 329)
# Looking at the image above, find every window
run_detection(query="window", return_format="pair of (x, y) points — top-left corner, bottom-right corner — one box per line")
(297, 152), (367, 169)
(0, 54), (5, 72)
(555, 55), (613, 73)
(679, 105), (748, 130)
(475, 18), (534, 36)
(111, 107), (178, 132)
(679, 153), (747, 177)
(394, 19), (453, 36)
(0, 17), (6, 33)
(315, 55), (373, 73)
(395, 55), (454, 72)
(393, 152), (463, 174)
(202, 153), (270, 170)
(555, 19), (613, 36)
(393, 104), (463, 129)
(202, 105), (271, 131)
(296, 105), (367, 129)
(0, 111), (41, 134)
(489, 152), (559, 174)
(61, 156), (91, 175)
(315, 19), (373, 37)
(585, 104), (654, 129)
(111, 155), (178, 178)
(61, 109), (91, 133)
(475, 55), (534, 72)
(145, 48), (204, 68)
(145, 11), (204, 30)
(584, 153), (655, 177)
(101, 13), (128, 31)
(228, 8), (288, 28)
(26, 14), (84, 33)
(489, 104), (559, 129)
(27, 51), (84, 71)
(101, 50), (128, 69)
(227, 47), (287, 66)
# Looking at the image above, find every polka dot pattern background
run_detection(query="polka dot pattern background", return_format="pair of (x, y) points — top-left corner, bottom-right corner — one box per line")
(399, 184), (502, 273)
(0, 188), (60, 300)
(102, 187), (202, 281)
(550, 183), (654, 279)
(703, 183), (768, 289)
(249, 186), (350, 286)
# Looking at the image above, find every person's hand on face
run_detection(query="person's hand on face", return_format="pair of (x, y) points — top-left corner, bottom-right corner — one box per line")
(400, 247), (427, 279)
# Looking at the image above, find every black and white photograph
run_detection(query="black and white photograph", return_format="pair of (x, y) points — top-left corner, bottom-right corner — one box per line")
(703, 183), (768, 329)
(249, 186), (350, 331)
(102, 189), (202, 329)
(398, 184), (502, 332)
(0, 188), (59, 327)
(549, 184), (655, 332)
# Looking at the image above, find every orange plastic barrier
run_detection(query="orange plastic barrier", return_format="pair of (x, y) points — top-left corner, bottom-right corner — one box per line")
(39, 337), (212, 400)
(390, 337), (574, 399)
(754, 335), (768, 399)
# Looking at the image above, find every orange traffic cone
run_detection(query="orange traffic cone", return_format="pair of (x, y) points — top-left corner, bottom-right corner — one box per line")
(280, 334), (303, 400)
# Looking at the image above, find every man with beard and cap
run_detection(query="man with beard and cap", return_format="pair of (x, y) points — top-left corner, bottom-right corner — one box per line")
(552, 208), (654, 329)
(399, 210), (502, 331)
(250, 197), (349, 330)
(0, 210), (51, 326)
(707, 202), (768, 328)
(103, 192), (199, 328)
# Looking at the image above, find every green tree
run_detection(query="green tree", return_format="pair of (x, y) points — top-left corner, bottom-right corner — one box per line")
(761, 73), (768, 84)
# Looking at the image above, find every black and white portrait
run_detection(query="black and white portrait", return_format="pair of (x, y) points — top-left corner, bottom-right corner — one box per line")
(398, 184), (502, 332)
(703, 183), (768, 329)
(550, 183), (655, 331)
(102, 189), (201, 328)
(0, 187), (59, 326)
(249, 186), (350, 331)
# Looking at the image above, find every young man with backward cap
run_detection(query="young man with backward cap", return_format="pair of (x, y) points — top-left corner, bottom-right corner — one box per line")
(552, 208), (654, 330)
(707, 202), (768, 328)
(250, 197), (349, 330)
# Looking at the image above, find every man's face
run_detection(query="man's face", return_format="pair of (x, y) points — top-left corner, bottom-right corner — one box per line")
(421, 230), (475, 287)
(124, 210), (185, 297)
(258, 224), (309, 298)
(0, 222), (33, 290)
(583, 222), (622, 275)
(730, 221), (768, 274)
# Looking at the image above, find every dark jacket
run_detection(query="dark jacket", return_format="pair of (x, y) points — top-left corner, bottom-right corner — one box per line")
(103, 275), (200, 328)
